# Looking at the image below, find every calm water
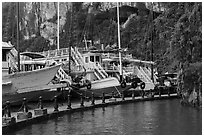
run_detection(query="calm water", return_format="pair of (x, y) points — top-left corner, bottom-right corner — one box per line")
(11, 99), (202, 135)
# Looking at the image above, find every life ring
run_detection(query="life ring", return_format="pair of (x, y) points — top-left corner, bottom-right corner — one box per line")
(131, 82), (138, 89)
(87, 83), (92, 89)
(121, 81), (126, 88)
(140, 82), (145, 89)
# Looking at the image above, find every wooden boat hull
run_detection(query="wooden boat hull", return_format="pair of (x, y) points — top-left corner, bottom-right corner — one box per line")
(2, 64), (61, 94)
(2, 88), (71, 106)
(74, 79), (155, 98)
(2, 65), (62, 105)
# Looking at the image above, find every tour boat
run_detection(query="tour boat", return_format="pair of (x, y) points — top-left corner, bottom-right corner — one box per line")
(2, 42), (67, 105)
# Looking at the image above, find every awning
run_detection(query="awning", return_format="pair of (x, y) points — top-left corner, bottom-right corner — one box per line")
(20, 52), (46, 59)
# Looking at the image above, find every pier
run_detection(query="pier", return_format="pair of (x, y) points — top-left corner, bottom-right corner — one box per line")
(2, 92), (179, 134)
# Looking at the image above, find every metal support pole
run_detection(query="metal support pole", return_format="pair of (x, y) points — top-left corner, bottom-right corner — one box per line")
(168, 88), (170, 97)
(159, 87), (161, 98)
(23, 98), (28, 113)
(67, 93), (72, 110)
(38, 96), (43, 109)
(102, 92), (105, 104)
(54, 96), (59, 112)
(142, 90), (144, 98)
(16, 2), (20, 72)
(6, 101), (11, 117)
(151, 2), (154, 83)
(122, 91), (125, 101)
(132, 91), (135, 100)
(91, 92), (95, 106)
(117, 2), (123, 82)
(80, 94), (84, 107)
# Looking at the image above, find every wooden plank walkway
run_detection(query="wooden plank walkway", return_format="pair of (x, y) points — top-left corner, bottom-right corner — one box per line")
(2, 93), (179, 134)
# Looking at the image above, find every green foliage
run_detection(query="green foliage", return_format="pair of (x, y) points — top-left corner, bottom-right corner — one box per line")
(153, 2), (202, 74)
(19, 36), (50, 52)
(183, 62), (202, 94)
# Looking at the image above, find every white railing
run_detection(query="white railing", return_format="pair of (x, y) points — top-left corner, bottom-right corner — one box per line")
(93, 70), (101, 80)
(55, 67), (72, 84)
(71, 47), (85, 68)
(96, 63), (108, 78)
(8, 51), (18, 72)
(139, 66), (152, 83)
(94, 64), (106, 79)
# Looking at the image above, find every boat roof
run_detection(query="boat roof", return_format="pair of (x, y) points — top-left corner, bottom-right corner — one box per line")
(102, 57), (155, 65)
(102, 57), (130, 62)
(2, 42), (13, 50)
(20, 60), (46, 65)
(20, 52), (46, 59)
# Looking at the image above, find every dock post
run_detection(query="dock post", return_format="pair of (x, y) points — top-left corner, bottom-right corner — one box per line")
(112, 91), (114, 98)
(102, 92), (105, 104)
(38, 96), (43, 109)
(159, 87), (161, 98)
(67, 92), (72, 110)
(122, 91), (125, 101)
(132, 91), (135, 100)
(17, 98), (32, 120)
(80, 94), (84, 107)
(151, 89), (154, 98)
(2, 101), (16, 125)
(142, 90), (145, 98)
(6, 101), (11, 117)
(168, 87), (170, 97)
(54, 96), (59, 112)
(91, 92), (95, 106)
(34, 96), (47, 116)
(109, 91), (117, 102)
(23, 98), (28, 113)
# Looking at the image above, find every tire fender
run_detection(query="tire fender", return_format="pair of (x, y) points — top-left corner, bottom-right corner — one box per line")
(121, 81), (127, 88)
(87, 83), (91, 89)
(140, 82), (145, 89)
(131, 82), (138, 89)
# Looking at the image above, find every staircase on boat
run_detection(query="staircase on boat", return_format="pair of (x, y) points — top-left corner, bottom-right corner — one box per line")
(71, 47), (109, 80)
(8, 48), (18, 72)
(38, 47), (109, 81)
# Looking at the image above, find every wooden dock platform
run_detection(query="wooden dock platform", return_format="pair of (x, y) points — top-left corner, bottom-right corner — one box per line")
(2, 93), (179, 134)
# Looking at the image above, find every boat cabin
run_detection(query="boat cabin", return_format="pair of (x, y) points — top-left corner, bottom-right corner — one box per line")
(82, 52), (102, 70)
(20, 52), (47, 71)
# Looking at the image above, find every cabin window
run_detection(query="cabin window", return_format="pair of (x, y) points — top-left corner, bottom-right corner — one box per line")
(2, 52), (7, 61)
(96, 56), (100, 62)
(90, 56), (94, 62)
(85, 57), (89, 63)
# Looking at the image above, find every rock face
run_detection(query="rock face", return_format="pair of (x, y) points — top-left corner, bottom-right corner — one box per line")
(2, 2), (150, 47)
(178, 62), (202, 108)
